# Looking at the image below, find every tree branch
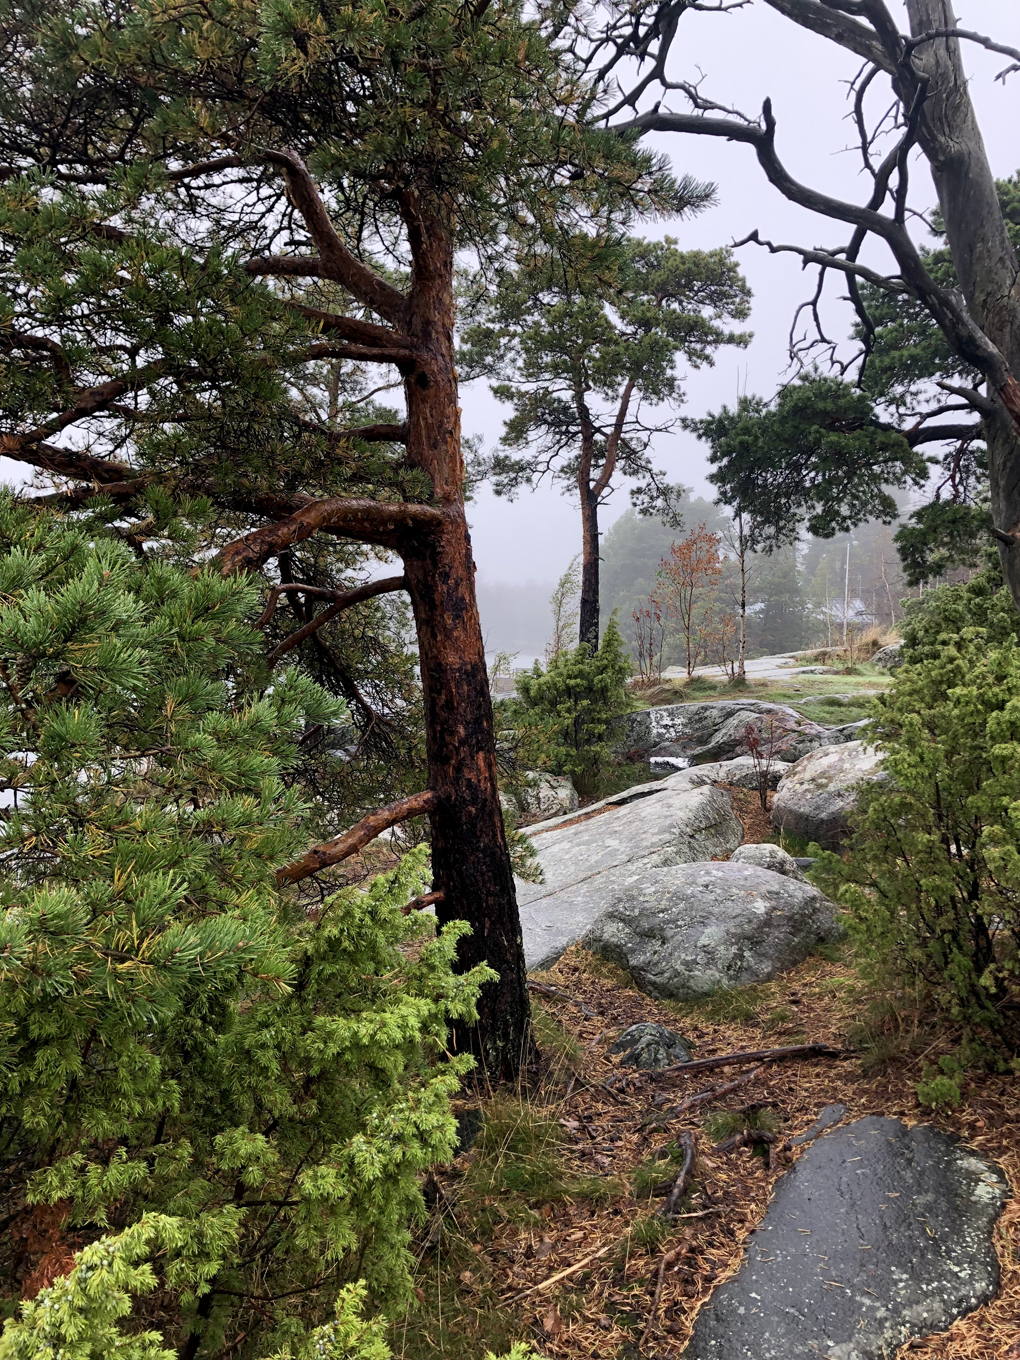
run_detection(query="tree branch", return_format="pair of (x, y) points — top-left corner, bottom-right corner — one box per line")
(276, 790), (440, 884)
(262, 150), (409, 330)
(216, 498), (445, 575)
(288, 303), (414, 351)
(267, 575), (407, 666)
(623, 101), (1020, 437)
(761, 0), (894, 70)
(903, 27), (1020, 82)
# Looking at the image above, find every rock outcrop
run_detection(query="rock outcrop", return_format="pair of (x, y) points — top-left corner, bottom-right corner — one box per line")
(580, 861), (842, 1001)
(517, 773), (742, 969)
(871, 641), (903, 669)
(684, 1116), (1008, 1360)
(501, 772), (577, 819)
(620, 700), (859, 766)
(770, 739), (884, 849)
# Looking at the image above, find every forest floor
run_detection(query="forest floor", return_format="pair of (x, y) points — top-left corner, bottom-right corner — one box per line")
(391, 946), (1020, 1360)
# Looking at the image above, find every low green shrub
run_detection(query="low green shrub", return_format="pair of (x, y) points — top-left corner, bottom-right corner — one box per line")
(512, 619), (632, 798)
(815, 619), (1020, 1047)
(0, 499), (493, 1357)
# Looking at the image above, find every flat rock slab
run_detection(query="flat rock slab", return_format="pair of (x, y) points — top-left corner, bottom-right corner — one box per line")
(684, 1116), (1008, 1360)
(518, 781), (741, 969)
(581, 862), (841, 1000)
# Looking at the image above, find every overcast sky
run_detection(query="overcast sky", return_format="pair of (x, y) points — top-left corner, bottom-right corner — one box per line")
(466, 0), (1020, 587)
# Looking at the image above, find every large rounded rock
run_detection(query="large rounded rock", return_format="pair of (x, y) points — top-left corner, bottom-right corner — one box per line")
(518, 781), (742, 969)
(581, 862), (842, 1001)
(730, 842), (806, 881)
(871, 641), (903, 669)
(684, 1116), (1008, 1360)
(771, 740), (884, 849)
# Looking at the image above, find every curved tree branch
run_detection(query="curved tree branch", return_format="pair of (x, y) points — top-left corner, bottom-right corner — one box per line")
(267, 574), (408, 666)
(276, 790), (440, 884)
(216, 498), (445, 575)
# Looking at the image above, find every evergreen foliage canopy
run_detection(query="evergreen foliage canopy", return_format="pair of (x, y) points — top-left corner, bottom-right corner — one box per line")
(0, 497), (491, 1357)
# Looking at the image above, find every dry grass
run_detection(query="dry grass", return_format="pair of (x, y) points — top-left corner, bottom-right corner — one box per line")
(395, 948), (1020, 1360)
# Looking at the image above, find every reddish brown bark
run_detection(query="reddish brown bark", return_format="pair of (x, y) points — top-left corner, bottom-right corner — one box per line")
(398, 200), (530, 1078)
(276, 790), (439, 884)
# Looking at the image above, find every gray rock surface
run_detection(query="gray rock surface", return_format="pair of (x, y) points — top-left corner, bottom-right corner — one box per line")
(684, 1116), (1008, 1360)
(581, 862), (842, 1000)
(771, 740), (885, 849)
(620, 701), (835, 764)
(500, 772), (577, 819)
(518, 778), (741, 969)
(790, 1102), (847, 1146)
(609, 1022), (692, 1069)
(730, 842), (806, 881)
(871, 641), (904, 669)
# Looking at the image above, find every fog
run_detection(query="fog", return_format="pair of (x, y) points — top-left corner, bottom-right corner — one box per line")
(467, 0), (1020, 626)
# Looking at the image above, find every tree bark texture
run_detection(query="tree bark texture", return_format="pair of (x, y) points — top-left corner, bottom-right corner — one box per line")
(904, 1), (1020, 601)
(578, 485), (601, 651)
(398, 207), (530, 1079)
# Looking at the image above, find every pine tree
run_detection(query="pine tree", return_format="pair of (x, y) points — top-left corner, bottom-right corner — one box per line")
(0, 0), (685, 1075)
(0, 496), (493, 1357)
(463, 236), (750, 646)
(513, 620), (632, 799)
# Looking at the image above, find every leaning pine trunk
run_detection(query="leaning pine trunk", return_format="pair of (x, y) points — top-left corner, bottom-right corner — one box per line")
(401, 210), (530, 1078)
(905, 1), (1020, 607)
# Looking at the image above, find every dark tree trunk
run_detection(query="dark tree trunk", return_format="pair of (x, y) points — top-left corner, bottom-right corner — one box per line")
(905, 1), (1020, 604)
(578, 485), (601, 651)
(400, 207), (530, 1079)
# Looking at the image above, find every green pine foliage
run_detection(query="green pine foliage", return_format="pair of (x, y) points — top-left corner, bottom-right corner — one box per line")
(689, 373), (928, 550)
(0, 497), (495, 1356)
(0, 1222), (537, 1360)
(814, 613), (1020, 1046)
(512, 618), (632, 798)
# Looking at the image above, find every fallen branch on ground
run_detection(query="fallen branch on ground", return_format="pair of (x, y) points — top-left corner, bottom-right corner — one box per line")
(642, 1065), (769, 1129)
(713, 1128), (779, 1155)
(660, 1129), (696, 1218)
(650, 1042), (845, 1079)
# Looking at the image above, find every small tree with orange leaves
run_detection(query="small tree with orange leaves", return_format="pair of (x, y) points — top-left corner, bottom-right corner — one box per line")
(659, 524), (726, 676)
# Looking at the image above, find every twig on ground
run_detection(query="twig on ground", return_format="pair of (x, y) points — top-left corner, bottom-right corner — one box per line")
(642, 1064), (770, 1129)
(713, 1128), (779, 1155)
(502, 1238), (621, 1302)
(650, 1042), (845, 1079)
(641, 1237), (688, 1348)
(660, 1130), (697, 1219)
(527, 979), (599, 1019)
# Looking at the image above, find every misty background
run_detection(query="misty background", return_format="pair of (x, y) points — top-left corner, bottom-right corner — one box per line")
(467, 0), (1019, 659)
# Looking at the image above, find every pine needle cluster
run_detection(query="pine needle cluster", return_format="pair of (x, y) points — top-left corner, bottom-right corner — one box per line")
(0, 497), (493, 1357)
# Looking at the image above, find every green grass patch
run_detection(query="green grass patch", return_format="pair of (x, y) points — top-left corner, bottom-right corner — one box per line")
(703, 1105), (779, 1143)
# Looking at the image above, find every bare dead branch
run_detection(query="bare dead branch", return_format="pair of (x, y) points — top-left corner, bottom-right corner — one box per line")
(651, 1041), (845, 1079)
(276, 790), (439, 884)
(903, 27), (1020, 82)
(267, 574), (407, 666)
(761, 0), (893, 69)
(659, 1129), (697, 1218)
